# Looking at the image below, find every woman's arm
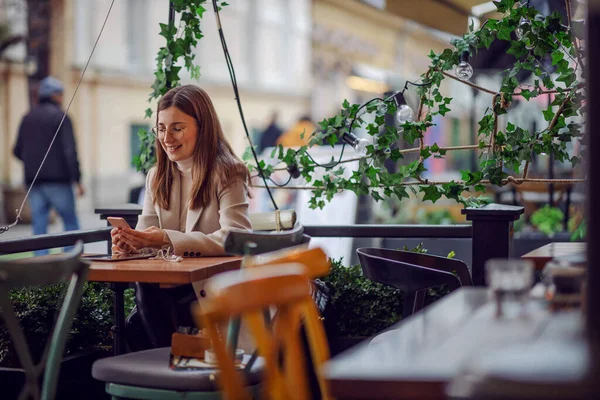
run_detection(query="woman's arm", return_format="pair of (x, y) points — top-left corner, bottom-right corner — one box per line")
(163, 180), (251, 256)
(112, 169), (163, 252)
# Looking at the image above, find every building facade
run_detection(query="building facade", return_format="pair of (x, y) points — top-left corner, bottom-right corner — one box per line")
(1, 0), (312, 213)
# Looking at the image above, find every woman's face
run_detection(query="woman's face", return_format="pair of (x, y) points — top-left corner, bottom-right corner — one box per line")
(157, 106), (198, 162)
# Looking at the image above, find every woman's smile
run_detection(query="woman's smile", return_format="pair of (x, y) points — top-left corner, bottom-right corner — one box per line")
(165, 144), (183, 153)
(157, 106), (199, 161)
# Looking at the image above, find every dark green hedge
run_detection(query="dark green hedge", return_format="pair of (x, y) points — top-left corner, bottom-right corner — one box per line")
(321, 259), (403, 338)
(0, 283), (134, 367)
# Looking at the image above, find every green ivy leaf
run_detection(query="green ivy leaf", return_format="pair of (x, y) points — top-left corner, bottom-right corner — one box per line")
(438, 104), (451, 116)
(421, 185), (442, 203)
(493, 0), (516, 13)
(475, 184), (486, 192)
(543, 107), (555, 121)
(420, 147), (432, 159)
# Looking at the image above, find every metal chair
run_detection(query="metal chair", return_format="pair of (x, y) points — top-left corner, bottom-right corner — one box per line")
(92, 226), (312, 400)
(357, 247), (473, 318)
(0, 241), (89, 400)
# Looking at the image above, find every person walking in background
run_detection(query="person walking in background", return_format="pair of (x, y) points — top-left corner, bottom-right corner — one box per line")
(258, 111), (283, 152)
(13, 76), (84, 253)
(276, 114), (317, 148)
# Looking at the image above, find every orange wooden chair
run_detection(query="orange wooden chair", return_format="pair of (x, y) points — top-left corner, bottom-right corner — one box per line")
(194, 262), (332, 400)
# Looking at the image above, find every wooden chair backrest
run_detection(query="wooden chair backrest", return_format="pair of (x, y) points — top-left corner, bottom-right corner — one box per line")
(195, 263), (332, 400)
(250, 245), (331, 278)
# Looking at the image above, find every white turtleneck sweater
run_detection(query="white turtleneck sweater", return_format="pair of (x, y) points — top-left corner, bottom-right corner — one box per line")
(161, 156), (194, 245)
(175, 156), (194, 231)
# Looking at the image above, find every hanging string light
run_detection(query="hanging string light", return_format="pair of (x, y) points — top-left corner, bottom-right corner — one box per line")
(455, 51), (474, 81)
(515, 0), (533, 44)
(341, 131), (372, 156)
(393, 92), (415, 123)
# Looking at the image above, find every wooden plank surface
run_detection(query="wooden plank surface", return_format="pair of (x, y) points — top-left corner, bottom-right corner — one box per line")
(323, 287), (580, 400)
(87, 256), (242, 284)
(521, 242), (586, 270)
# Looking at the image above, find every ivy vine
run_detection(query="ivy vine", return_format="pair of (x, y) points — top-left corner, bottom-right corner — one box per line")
(133, 0), (229, 172)
(136, 0), (586, 210)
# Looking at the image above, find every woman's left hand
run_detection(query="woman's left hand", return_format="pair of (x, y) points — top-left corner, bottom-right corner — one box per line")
(117, 226), (168, 250)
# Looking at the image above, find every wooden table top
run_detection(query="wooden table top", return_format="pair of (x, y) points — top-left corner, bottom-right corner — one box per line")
(86, 256), (242, 284)
(521, 242), (586, 270)
(323, 287), (583, 399)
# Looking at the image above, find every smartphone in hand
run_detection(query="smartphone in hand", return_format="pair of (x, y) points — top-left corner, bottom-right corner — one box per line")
(107, 217), (131, 229)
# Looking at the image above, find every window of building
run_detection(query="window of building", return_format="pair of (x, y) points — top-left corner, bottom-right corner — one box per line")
(130, 124), (149, 167)
(126, 0), (148, 72)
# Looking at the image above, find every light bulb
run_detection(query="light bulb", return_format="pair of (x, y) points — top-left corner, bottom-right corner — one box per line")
(455, 51), (474, 81)
(515, 17), (530, 40)
(396, 104), (414, 123)
(353, 138), (370, 157)
(341, 131), (371, 157)
(455, 61), (473, 81)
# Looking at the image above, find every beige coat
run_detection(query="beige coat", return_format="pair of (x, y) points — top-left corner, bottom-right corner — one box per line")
(136, 167), (252, 257)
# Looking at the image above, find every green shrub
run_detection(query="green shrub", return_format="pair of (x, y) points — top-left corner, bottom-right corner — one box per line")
(531, 205), (564, 236)
(415, 208), (455, 225)
(321, 258), (402, 338)
(0, 282), (127, 367)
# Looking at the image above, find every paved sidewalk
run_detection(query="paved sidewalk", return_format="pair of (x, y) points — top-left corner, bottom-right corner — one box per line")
(1, 211), (108, 254)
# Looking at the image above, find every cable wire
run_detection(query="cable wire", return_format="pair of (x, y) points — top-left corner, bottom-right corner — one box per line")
(212, 0), (279, 210)
(0, 0), (116, 234)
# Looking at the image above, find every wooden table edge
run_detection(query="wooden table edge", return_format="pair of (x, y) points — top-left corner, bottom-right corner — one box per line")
(87, 257), (242, 284)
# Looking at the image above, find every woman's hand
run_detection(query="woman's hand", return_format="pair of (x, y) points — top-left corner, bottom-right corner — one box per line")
(117, 226), (168, 251)
(111, 228), (135, 254)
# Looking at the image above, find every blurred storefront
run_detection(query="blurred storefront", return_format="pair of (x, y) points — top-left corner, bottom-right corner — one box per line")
(311, 0), (450, 122)
(1, 0), (313, 212)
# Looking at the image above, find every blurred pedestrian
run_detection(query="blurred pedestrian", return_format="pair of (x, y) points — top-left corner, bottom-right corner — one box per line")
(258, 111), (283, 152)
(13, 76), (84, 253)
(276, 115), (316, 147)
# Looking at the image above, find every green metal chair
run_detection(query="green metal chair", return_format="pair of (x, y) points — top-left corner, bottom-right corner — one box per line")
(0, 241), (89, 400)
(92, 226), (308, 400)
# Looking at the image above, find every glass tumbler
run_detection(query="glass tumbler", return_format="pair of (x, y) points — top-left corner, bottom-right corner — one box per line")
(486, 259), (534, 318)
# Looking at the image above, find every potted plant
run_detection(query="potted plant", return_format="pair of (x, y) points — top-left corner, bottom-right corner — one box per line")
(320, 258), (403, 356)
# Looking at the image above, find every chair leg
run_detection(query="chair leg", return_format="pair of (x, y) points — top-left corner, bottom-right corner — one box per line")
(402, 291), (416, 319)
(414, 289), (426, 314)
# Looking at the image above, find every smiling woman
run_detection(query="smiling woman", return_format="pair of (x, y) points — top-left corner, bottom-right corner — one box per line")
(110, 84), (253, 348)
(111, 85), (252, 257)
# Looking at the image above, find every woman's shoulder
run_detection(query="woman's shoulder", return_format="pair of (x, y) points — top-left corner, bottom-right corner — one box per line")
(214, 159), (249, 192)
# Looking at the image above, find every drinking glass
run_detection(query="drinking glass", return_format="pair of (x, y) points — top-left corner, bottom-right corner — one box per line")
(486, 259), (534, 318)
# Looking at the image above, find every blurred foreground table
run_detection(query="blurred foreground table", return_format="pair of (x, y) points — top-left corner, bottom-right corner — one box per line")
(521, 242), (586, 270)
(323, 287), (586, 399)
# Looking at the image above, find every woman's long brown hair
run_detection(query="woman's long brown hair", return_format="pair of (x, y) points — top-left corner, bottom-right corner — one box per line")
(152, 85), (250, 210)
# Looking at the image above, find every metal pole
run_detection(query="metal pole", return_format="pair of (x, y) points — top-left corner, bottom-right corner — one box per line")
(586, 1), (600, 393)
(587, 0), (600, 341)
(166, 1), (175, 89)
(470, 88), (478, 171)
(547, 95), (555, 207)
